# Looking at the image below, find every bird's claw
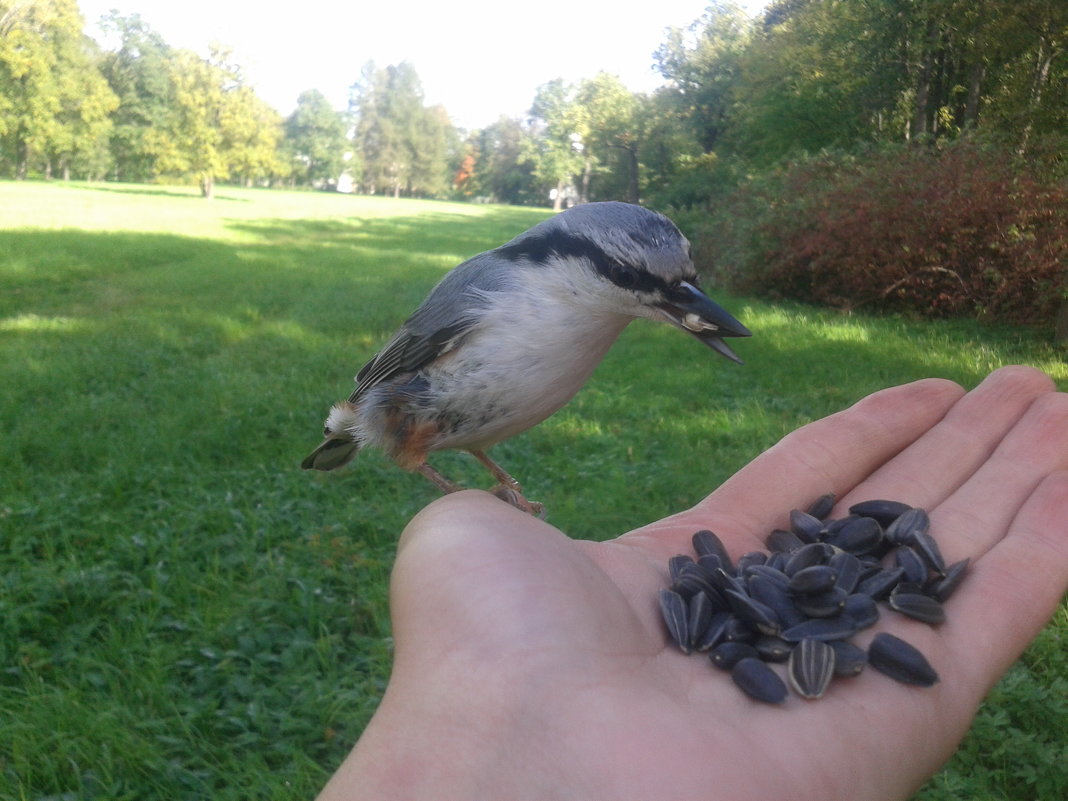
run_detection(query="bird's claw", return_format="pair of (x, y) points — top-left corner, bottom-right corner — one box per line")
(490, 484), (546, 519)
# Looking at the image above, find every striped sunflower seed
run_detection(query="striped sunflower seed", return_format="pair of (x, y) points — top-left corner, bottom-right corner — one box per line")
(788, 638), (836, 699)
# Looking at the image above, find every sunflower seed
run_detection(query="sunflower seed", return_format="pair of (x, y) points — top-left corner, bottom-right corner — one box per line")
(748, 574), (808, 630)
(710, 641), (759, 669)
(842, 592), (880, 628)
(828, 639), (868, 676)
(856, 566), (906, 599)
(884, 507), (930, 546)
(829, 551), (862, 594)
(894, 546), (929, 584)
(789, 509), (825, 543)
(687, 591), (714, 647)
(694, 611), (733, 651)
(731, 657), (788, 703)
(794, 587), (848, 618)
(931, 558), (970, 602)
(867, 632), (939, 686)
(659, 588), (690, 653)
(766, 528), (805, 553)
(754, 635), (794, 663)
(668, 554), (694, 582)
(788, 565), (838, 596)
(782, 615), (860, 642)
(736, 551), (768, 572)
(725, 589), (781, 636)
(912, 530), (947, 575)
(693, 529), (733, 571)
(825, 515), (883, 554)
(847, 499), (914, 526)
(806, 492), (837, 521)
(788, 638), (836, 699)
(888, 592), (946, 625)
(745, 563), (791, 588)
(723, 615), (757, 643)
(784, 542), (834, 576)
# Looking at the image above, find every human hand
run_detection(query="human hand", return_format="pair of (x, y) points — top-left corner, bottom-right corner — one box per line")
(318, 365), (1068, 801)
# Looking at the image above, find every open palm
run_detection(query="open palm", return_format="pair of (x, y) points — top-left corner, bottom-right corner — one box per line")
(320, 366), (1068, 801)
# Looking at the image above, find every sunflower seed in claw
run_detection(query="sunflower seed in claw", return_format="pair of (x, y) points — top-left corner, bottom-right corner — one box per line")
(731, 657), (788, 703)
(888, 592), (946, 625)
(710, 641), (759, 669)
(788, 565), (838, 596)
(687, 591), (714, 647)
(783, 616), (860, 642)
(847, 499), (913, 526)
(828, 639), (868, 676)
(868, 632), (939, 686)
(659, 588), (690, 653)
(932, 558), (970, 602)
(807, 492), (837, 521)
(788, 638), (836, 699)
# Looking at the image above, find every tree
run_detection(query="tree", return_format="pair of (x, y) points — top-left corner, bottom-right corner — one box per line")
(349, 61), (454, 198)
(284, 89), (347, 186)
(527, 79), (584, 209)
(0, 0), (117, 179)
(97, 12), (178, 182)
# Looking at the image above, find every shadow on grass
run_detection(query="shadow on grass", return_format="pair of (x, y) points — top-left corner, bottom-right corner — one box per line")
(75, 182), (253, 202)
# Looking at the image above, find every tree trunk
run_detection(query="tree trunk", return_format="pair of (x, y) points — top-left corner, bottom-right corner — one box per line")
(552, 180), (564, 212)
(200, 174), (215, 199)
(580, 157), (591, 204)
(1019, 38), (1054, 155)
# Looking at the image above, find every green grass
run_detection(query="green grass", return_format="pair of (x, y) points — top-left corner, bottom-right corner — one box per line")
(1, 181), (1065, 799)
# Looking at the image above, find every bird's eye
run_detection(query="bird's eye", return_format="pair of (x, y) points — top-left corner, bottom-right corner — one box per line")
(608, 261), (637, 289)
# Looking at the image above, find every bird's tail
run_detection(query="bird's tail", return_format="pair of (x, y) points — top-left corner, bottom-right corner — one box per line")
(301, 401), (362, 471)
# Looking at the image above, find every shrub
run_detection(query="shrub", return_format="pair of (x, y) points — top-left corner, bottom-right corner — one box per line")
(689, 140), (1068, 332)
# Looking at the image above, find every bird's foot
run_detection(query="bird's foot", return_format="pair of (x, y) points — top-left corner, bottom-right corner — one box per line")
(489, 484), (546, 519)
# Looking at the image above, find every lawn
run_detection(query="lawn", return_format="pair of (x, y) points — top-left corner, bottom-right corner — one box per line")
(1, 181), (1065, 799)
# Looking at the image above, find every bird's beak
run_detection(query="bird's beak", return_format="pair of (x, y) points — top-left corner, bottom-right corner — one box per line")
(656, 281), (752, 364)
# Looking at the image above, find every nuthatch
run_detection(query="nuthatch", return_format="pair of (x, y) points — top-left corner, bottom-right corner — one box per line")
(302, 201), (751, 513)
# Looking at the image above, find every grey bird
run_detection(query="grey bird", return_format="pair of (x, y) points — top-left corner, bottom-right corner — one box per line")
(302, 201), (751, 514)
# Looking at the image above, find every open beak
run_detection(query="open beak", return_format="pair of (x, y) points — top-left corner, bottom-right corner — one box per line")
(657, 281), (752, 364)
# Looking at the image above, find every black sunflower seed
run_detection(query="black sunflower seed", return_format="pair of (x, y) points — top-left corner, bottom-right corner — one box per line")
(789, 509), (825, 543)
(856, 566), (906, 599)
(767, 528), (805, 554)
(731, 657), (788, 703)
(842, 593), (880, 628)
(825, 515), (883, 554)
(867, 632), (939, 686)
(710, 641), (759, 669)
(894, 546), (929, 584)
(888, 592), (946, 625)
(828, 639), (868, 676)
(912, 530), (947, 575)
(829, 551), (862, 594)
(793, 587), (847, 619)
(784, 543), (834, 576)
(687, 591), (714, 647)
(725, 589), (781, 636)
(931, 558), (970, 602)
(694, 611), (733, 651)
(668, 554), (694, 582)
(847, 499), (913, 527)
(782, 615), (860, 642)
(754, 635), (794, 663)
(693, 529), (733, 572)
(806, 492), (837, 521)
(788, 638), (836, 699)
(884, 507), (930, 546)
(788, 565), (838, 596)
(659, 588), (689, 653)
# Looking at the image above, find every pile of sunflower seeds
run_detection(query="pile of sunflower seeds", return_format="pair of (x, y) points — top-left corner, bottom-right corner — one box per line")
(659, 495), (968, 703)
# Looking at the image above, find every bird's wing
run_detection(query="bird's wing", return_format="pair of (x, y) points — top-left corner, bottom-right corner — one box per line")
(348, 253), (511, 403)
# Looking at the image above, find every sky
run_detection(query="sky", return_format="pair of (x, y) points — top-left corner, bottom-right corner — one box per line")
(77, 0), (767, 130)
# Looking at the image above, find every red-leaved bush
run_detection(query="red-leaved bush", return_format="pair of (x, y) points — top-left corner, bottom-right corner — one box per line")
(691, 141), (1068, 330)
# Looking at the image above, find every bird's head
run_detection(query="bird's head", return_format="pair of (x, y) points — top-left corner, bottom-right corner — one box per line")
(496, 202), (752, 363)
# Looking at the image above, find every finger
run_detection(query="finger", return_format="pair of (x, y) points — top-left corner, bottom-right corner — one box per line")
(633, 376), (965, 556)
(932, 390), (1068, 565)
(947, 470), (1068, 688)
(839, 365), (1058, 516)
